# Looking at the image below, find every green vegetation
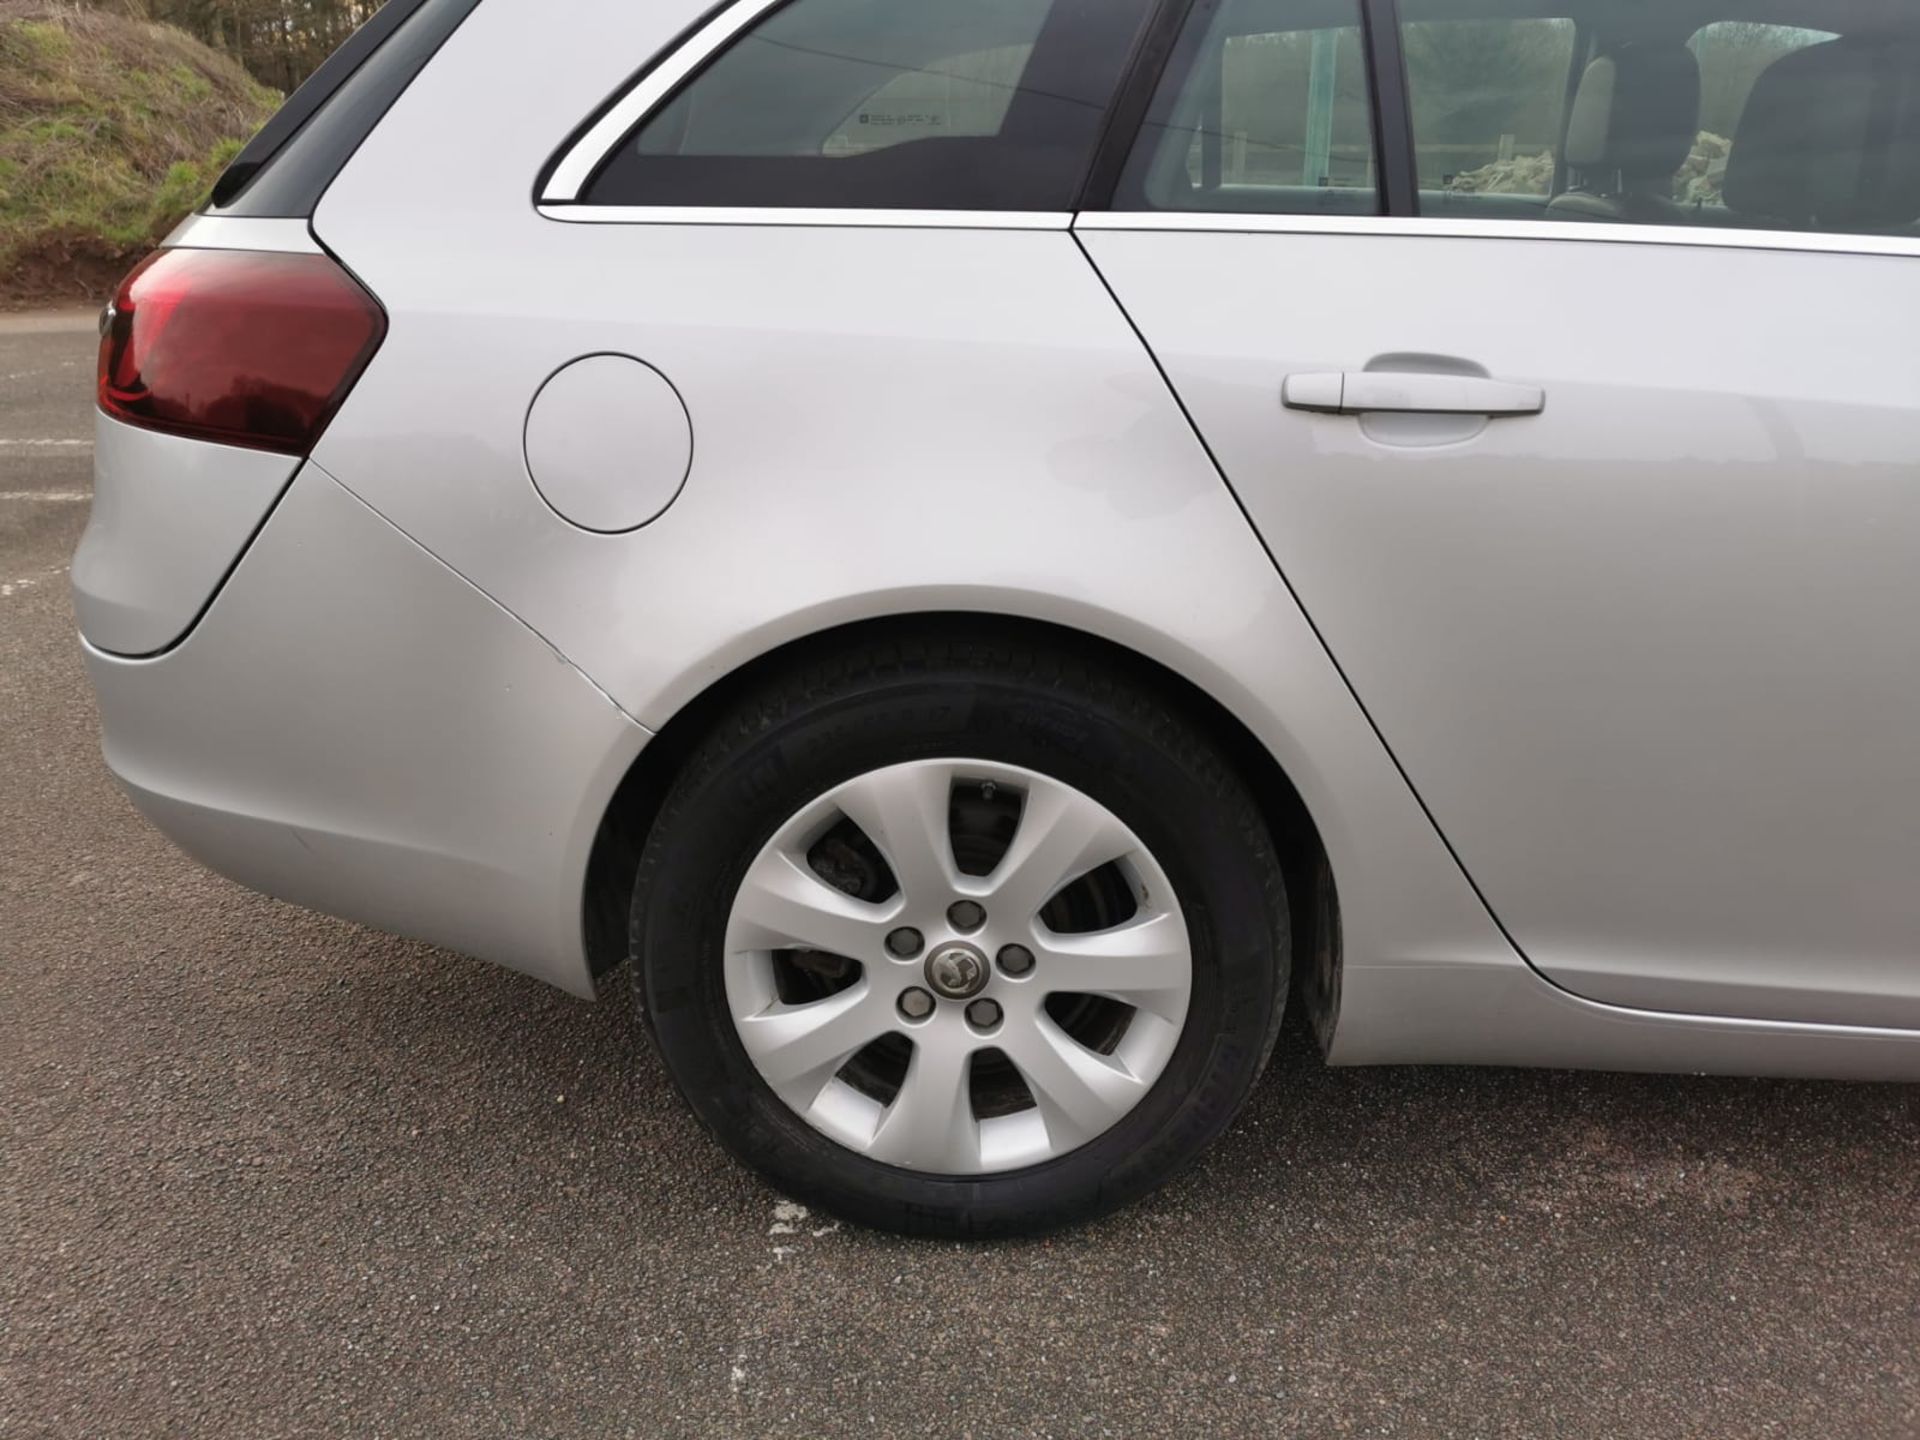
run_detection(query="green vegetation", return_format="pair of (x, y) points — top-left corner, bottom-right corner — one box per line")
(0, 2), (278, 303)
(92, 3), (383, 95)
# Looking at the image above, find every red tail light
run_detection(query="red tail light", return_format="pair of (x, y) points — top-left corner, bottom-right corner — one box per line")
(98, 248), (387, 456)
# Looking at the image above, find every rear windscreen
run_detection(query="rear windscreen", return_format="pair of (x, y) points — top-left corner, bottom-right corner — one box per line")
(210, 0), (483, 217)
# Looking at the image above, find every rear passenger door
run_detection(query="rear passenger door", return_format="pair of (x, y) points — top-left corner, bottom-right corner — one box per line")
(1080, 0), (1920, 1028)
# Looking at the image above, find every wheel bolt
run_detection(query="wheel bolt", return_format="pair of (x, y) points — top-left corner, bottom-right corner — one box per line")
(885, 927), (924, 958)
(965, 998), (1002, 1031)
(946, 900), (986, 932)
(898, 987), (935, 1021)
(997, 944), (1035, 977)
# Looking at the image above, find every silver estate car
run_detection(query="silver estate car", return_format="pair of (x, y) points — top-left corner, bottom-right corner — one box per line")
(75, 0), (1920, 1234)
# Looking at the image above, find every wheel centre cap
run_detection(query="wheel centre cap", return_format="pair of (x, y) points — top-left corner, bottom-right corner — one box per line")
(925, 942), (989, 1000)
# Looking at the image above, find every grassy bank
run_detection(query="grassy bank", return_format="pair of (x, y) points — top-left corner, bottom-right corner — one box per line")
(0, 2), (278, 306)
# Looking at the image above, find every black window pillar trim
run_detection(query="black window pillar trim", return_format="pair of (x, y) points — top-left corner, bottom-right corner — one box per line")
(212, 0), (484, 217)
(1075, 0), (1202, 213)
(1077, 0), (1423, 218)
(1361, 0), (1420, 216)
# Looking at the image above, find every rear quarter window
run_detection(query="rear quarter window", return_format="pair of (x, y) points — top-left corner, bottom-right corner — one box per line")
(578, 0), (1156, 212)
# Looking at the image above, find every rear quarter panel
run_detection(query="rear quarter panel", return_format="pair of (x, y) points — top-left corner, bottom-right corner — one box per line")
(304, 0), (1515, 1016)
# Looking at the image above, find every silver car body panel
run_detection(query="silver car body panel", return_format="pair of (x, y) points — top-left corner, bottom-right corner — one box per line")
(73, 0), (1920, 1079)
(1081, 225), (1920, 1033)
(161, 212), (323, 255)
(85, 464), (648, 997)
(1332, 955), (1920, 1081)
(74, 414), (300, 656)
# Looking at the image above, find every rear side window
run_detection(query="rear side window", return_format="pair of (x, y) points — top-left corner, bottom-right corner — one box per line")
(582, 0), (1156, 211)
(1398, 3), (1920, 237)
(1683, 24), (1840, 212)
(1113, 0), (1379, 216)
(1401, 14), (1577, 205)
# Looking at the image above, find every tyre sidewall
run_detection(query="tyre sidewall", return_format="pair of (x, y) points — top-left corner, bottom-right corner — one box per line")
(636, 666), (1284, 1236)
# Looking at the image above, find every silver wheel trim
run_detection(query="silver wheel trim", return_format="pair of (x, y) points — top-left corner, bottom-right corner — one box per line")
(723, 759), (1193, 1176)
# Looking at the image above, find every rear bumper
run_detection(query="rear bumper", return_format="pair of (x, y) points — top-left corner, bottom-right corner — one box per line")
(83, 463), (649, 997)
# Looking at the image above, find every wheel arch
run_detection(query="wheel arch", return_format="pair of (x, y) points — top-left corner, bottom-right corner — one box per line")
(582, 611), (1342, 1046)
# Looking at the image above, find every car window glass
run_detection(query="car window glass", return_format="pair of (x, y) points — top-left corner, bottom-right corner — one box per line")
(1402, 17), (1576, 203)
(1680, 23), (1838, 212)
(1113, 0), (1380, 216)
(1401, 1), (1920, 238)
(819, 43), (1034, 156)
(584, 0), (1154, 211)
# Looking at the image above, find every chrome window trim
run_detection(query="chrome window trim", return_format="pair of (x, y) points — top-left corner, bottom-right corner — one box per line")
(1074, 211), (1920, 260)
(537, 207), (1920, 253)
(161, 214), (323, 255)
(542, 0), (791, 203)
(539, 205), (1073, 230)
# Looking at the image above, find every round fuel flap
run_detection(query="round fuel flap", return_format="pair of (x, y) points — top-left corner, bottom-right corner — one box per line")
(523, 354), (692, 533)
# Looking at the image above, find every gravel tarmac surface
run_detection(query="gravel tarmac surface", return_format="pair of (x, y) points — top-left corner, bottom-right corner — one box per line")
(3, 317), (1918, 1439)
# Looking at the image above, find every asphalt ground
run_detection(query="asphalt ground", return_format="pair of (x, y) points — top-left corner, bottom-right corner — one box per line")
(3, 315), (1917, 1439)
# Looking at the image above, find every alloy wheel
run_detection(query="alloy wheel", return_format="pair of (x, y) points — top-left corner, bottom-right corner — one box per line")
(722, 758), (1193, 1174)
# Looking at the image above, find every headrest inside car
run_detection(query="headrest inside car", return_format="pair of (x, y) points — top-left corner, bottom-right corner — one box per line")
(1564, 44), (1701, 182)
(1724, 37), (1920, 230)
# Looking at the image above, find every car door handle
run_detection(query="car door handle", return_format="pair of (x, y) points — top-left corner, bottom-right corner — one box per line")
(1283, 371), (1545, 417)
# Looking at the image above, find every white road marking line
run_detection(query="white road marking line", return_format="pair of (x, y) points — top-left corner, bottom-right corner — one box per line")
(1, 564), (69, 600)
(1, 360), (82, 383)
(0, 438), (91, 448)
(0, 490), (89, 502)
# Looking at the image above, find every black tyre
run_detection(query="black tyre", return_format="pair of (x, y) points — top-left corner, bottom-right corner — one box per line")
(630, 629), (1288, 1237)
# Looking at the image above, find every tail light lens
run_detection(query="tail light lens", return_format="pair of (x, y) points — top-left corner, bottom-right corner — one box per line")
(98, 248), (387, 456)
